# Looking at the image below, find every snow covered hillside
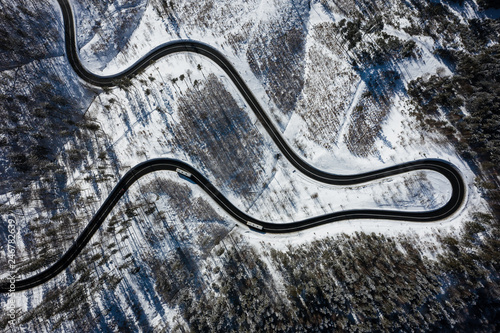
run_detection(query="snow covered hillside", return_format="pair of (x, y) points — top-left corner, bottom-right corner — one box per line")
(0, 0), (499, 331)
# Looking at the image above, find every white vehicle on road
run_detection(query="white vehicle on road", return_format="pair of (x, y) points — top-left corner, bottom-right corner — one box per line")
(247, 221), (263, 230)
(176, 168), (192, 178)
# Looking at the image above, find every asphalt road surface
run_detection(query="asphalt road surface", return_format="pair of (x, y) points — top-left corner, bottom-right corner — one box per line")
(0, 0), (466, 293)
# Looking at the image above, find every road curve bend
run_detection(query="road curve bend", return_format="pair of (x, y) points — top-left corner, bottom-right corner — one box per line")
(0, 0), (466, 293)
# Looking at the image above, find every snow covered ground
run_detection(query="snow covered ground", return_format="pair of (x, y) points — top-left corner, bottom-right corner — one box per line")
(0, 0), (493, 330)
(73, 0), (486, 237)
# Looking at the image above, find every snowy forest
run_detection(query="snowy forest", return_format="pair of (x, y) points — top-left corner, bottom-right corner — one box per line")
(0, 0), (499, 331)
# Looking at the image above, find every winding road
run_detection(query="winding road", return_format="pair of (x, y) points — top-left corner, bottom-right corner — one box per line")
(0, 0), (466, 293)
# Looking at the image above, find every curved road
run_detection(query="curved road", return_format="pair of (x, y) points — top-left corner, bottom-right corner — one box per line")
(0, 0), (465, 293)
